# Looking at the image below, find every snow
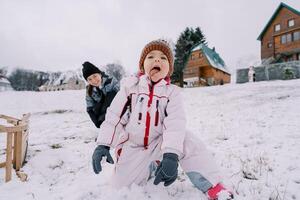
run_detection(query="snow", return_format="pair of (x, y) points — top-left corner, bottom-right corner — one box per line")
(1, 79), (300, 200)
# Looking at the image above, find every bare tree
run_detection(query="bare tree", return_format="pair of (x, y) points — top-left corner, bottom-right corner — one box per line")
(104, 63), (126, 82)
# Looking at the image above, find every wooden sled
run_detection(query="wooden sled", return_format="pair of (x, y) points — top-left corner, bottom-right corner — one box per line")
(0, 114), (30, 182)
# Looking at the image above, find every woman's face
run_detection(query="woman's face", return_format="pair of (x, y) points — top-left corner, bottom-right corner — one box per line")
(87, 73), (102, 87)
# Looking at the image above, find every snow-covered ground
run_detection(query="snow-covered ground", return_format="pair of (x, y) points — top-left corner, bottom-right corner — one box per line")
(0, 79), (300, 200)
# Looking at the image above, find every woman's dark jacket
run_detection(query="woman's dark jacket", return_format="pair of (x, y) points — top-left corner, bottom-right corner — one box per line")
(85, 75), (119, 128)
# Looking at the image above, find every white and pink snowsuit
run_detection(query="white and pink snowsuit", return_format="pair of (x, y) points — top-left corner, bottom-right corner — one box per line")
(97, 74), (222, 191)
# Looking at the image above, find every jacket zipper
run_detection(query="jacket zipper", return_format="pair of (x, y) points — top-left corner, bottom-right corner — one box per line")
(155, 100), (159, 126)
(144, 84), (154, 149)
(138, 97), (144, 123)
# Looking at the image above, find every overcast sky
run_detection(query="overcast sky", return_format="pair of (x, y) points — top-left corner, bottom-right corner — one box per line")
(1, 0), (300, 73)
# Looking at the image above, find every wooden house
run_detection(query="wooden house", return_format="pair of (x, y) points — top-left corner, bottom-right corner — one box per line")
(39, 70), (85, 92)
(257, 2), (300, 63)
(183, 44), (231, 87)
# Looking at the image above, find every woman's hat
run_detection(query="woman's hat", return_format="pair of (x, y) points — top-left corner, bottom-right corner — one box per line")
(82, 61), (102, 80)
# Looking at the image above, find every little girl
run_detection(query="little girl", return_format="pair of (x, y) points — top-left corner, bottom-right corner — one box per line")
(92, 40), (234, 200)
(82, 61), (119, 128)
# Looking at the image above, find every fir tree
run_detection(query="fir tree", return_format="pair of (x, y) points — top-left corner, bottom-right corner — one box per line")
(172, 27), (207, 86)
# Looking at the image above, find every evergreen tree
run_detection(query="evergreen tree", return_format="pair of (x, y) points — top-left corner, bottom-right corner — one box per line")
(9, 69), (23, 90)
(172, 27), (207, 86)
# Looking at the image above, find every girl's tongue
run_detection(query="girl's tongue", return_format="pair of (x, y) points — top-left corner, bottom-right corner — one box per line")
(150, 66), (160, 76)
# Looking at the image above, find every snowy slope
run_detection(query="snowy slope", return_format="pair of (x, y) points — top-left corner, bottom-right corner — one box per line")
(0, 79), (300, 200)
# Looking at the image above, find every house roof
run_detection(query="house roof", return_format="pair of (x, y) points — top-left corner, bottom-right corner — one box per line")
(44, 70), (84, 86)
(257, 2), (300, 41)
(190, 43), (230, 74)
(0, 75), (10, 84)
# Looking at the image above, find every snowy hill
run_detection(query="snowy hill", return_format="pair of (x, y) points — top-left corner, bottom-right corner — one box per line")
(0, 79), (300, 200)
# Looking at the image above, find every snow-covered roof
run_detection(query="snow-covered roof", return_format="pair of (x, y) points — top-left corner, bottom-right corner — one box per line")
(45, 69), (84, 86)
(191, 43), (230, 74)
(0, 75), (10, 84)
(0, 75), (13, 91)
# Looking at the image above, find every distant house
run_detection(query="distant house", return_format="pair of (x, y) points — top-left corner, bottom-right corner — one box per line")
(257, 2), (300, 63)
(183, 43), (231, 87)
(39, 70), (85, 92)
(0, 75), (13, 91)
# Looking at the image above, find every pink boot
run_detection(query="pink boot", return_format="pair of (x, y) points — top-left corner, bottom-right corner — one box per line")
(206, 183), (234, 200)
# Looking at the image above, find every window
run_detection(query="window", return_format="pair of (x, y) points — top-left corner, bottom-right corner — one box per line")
(267, 42), (272, 48)
(275, 24), (281, 32)
(199, 53), (203, 58)
(287, 33), (292, 43)
(293, 31), (300, 41)
(281, 35), (287, 44)
(191, 54), (194, 60)
(298, 53), (300, 60)
(288, 19), (295, 27)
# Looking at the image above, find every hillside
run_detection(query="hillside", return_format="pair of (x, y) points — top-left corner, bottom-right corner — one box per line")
(0, 79), (300, 200)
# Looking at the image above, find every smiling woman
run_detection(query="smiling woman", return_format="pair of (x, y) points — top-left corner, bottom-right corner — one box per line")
(82, 62), (120, 128)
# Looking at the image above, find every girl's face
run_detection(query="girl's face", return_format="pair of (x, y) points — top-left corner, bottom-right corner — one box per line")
(87, 73), (102, 87)
(143, 50), (170, 82)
